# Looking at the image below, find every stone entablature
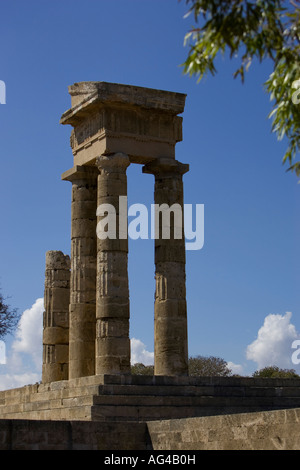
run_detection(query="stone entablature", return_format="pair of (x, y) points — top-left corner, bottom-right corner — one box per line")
(60, 81), (186, 165)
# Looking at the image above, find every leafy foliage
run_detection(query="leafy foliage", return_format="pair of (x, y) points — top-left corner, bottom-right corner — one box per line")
(181, 0), (300, 175)
(252, 365), (300, 377)
(0, 290), (20, 339)
(131, 359), (300, 378)
(131, 356), (232, 376)
(131, 363), (154, 375)
(188, 355), (232, 376)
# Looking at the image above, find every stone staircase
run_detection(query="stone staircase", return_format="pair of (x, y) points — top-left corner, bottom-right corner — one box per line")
(1, 375), (300, 422)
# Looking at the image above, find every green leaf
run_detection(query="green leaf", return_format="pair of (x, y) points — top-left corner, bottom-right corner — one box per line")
(181, 0), (300, 176)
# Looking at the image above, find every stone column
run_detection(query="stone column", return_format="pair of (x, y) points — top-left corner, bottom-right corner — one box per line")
(42, 251), (70, 383)
(143, 158), (189, 376)
(62, 165), (98, 379)
(95, 153), (131, 375)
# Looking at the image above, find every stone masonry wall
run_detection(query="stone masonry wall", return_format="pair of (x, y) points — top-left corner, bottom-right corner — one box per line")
(147, 407), (300, 450)
(0, 419), (150, 450)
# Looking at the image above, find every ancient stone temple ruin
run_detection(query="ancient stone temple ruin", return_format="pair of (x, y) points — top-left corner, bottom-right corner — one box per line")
(1, 82), (300, 450)
(43, 81), (189, 382)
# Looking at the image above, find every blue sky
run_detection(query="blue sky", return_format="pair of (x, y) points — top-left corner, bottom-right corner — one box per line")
(0, 0), (299, 388)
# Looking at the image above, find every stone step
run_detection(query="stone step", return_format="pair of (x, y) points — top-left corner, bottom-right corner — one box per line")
(97, 375), (300, 388)
(2, 375), (300, 423)
(3, 386), (300, 416)
(96, 383), (300, 398)
(0, 396), (94, 419)
(90, 398), (300, 422)
(2, 382), (300, 420)
(2, 385), (101, 406)
(92, 393), (300, 408)
(1, 404), (93, 421)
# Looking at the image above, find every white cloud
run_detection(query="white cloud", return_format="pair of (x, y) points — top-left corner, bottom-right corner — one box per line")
(0, 372), (41, 391)
(246, 312), (300, 371)
(227, 361), (244, 375)
(131, 338), (154, 365)
(0, 341), (6, 365)
(0, 298), (44, 391)
(12, 297), (43, 369)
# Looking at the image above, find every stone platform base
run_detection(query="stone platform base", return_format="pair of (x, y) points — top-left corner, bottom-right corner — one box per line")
(1, 375), (300, 422)
(1, 408), (300, 450)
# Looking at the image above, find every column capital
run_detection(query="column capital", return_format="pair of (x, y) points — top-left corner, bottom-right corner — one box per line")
(95, 153), (130, 174)
(61, 165), (98, 183)
(142, 157), (189, 177)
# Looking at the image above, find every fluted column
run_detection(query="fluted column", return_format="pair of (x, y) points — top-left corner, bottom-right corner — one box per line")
(42, 251), (70, 383)
(143, 157), (189, 376)
(95, 153), (131, 375)
(63, 165), (98, 379)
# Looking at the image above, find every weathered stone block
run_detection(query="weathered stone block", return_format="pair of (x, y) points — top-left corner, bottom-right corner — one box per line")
(96, 337), (130, 356)
(45, 251), (70, 270)
(48, 287), (70, 311)
(96, 298), (129, 319)
(43, 327), (68, 345)
(95, 354), (131, 375)
(97, 318), (129, 338)
(71, 200), (97, 220)
(155, 245), (186, 264)
(155, 299), (187, 319)
(71, 218), (97, 239)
